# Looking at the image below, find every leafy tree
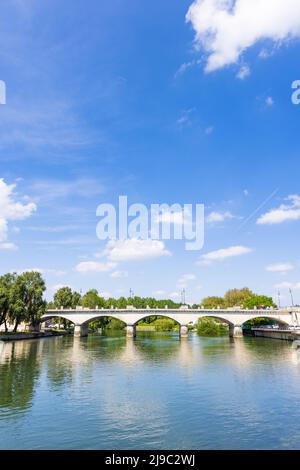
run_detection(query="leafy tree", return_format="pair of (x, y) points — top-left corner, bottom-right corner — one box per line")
(223, 288), (254, 308)
(53, 287), (74, 308)
(9, 271), (46, 331)
(81, 289), (101, 308)
(201, 296), (225, 309)
(243, 317), (277, 329)
(0, 273), (16, 332)
(153, 318), (178, 332)
(106, 318), (125, 330)
(196, 318), (228, 337)
(72, 291), (82, 308)
(244, 295), (276, 309)
(115, 296), (128, 309)
(53, 287), (81, 329)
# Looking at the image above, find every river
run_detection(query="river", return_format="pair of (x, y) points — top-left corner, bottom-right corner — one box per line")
(0, 332), (300, 450)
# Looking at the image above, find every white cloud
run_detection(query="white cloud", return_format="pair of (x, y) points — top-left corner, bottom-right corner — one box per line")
(175, 59), (202, 77)
(13, 267), (66, 276)
(274, 281), (300, 290)
(0, 178), (36, 245)
(204, 126), (214, 135)
(0, 99), (97, 150)
(198, 245), (253, 265)
(257, 195), (300, 225)
(169, 292), (181, 300)
(236, 64), (250, 80)
(186, 0), (300, 72)
(259, 47), (274, 59)
(31, 178), (105, 201)
(0, 242), (17, 250)
(104, 239), (171, 262)
(155, 210), (185, 225)
(177, 273), (196, 288)
(110, 270), (128, 278)
(177, 109), (194, 128)
(152, 290), (167, 297)
(206, 210), (235, 223)
(49, 283), (72, 293)
(265, 96), (274, 106)
(99, 291), (112, 299)
(266, 263), (294, 273)
(75, 261), (117, 273)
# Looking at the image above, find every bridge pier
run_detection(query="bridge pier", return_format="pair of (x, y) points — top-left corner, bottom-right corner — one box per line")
(180, 325), (189, 337)
(229, 325), (243, 338)
(126, 325), (136, 338)
(74, 324), (88, 338)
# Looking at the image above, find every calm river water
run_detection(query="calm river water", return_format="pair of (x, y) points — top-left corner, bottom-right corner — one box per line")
(1, 332), (300, 450)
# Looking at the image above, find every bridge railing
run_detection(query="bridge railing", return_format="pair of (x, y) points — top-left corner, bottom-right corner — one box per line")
(44, 306), (296, 315)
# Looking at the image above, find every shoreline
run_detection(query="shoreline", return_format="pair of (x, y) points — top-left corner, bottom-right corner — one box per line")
(0, 330), (69, 342)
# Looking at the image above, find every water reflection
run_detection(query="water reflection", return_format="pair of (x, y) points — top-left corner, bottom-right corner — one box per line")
(1, 333), (300, 449)
(0, 340), (43, 415)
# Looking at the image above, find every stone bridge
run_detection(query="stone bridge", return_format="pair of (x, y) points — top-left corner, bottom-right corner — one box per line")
(41, 307), (300, 338)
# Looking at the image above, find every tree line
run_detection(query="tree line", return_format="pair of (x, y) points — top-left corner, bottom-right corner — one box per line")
(0, 271), (276, 333)
(200, 287), (276, 309)
(0, 272), (46, 332)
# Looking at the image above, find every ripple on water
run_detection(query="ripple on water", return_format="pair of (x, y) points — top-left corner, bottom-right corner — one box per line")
(0, 333), (300, 449)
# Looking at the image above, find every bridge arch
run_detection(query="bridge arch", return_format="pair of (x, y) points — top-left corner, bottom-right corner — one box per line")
(40, 314), (76, 326)
(194, 315), (235, 337)
(81, 315), (127, 328)
(132, 313), (181, 327)
(240, 316), (291, 328)
(197, 315), (235, 327)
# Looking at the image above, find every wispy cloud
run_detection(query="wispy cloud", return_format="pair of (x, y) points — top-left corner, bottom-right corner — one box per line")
(0, 178), (36, 247)
(174, 59), (202, 78)
(177, 273), (196, 288)
(176, 108), (195, 128)
(206, 211), (235, 224)
(266, 263), (294, 273)
(30, 178), (106, 202)
(104, 239), (171, 262)
(0, 100), (98, 151)
(198, 245), (253, 266)
(12, 267), (66, 276)
(110, 270), (128, 278)
(274, 281), (300, 290)
(236, 64), (250, 80)
(265, 96), (274, 107)
(75, 261), (117, 274)
(257, 195), (300, 225)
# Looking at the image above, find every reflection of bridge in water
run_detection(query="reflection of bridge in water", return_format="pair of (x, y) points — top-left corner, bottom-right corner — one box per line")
(41, 307), (300, 338)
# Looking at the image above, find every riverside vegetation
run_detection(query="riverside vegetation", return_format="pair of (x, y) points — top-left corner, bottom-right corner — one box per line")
(0, 272), (276, 336)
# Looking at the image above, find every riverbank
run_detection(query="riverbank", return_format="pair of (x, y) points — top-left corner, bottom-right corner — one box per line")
(251, 328), (300, 341)
(0, 330), (69, 342)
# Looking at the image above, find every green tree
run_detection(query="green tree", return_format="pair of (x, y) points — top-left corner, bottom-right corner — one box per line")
(196, 318), (228, 337)
(244, 295), (276, 309)
(153, 318), (178, 332)
(53, 286), (78, 329)
(201, 296), (225, 309)
(72, 291), (82, 308)
(9, 272), (46, 331)
(223, 288), (254, 308)
(81, 289), (101, 308)
(53, 287), (74, 308)
(0, 273), (16, 332)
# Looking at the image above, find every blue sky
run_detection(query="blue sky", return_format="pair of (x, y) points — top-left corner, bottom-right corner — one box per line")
(1, 0), (300, 305)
